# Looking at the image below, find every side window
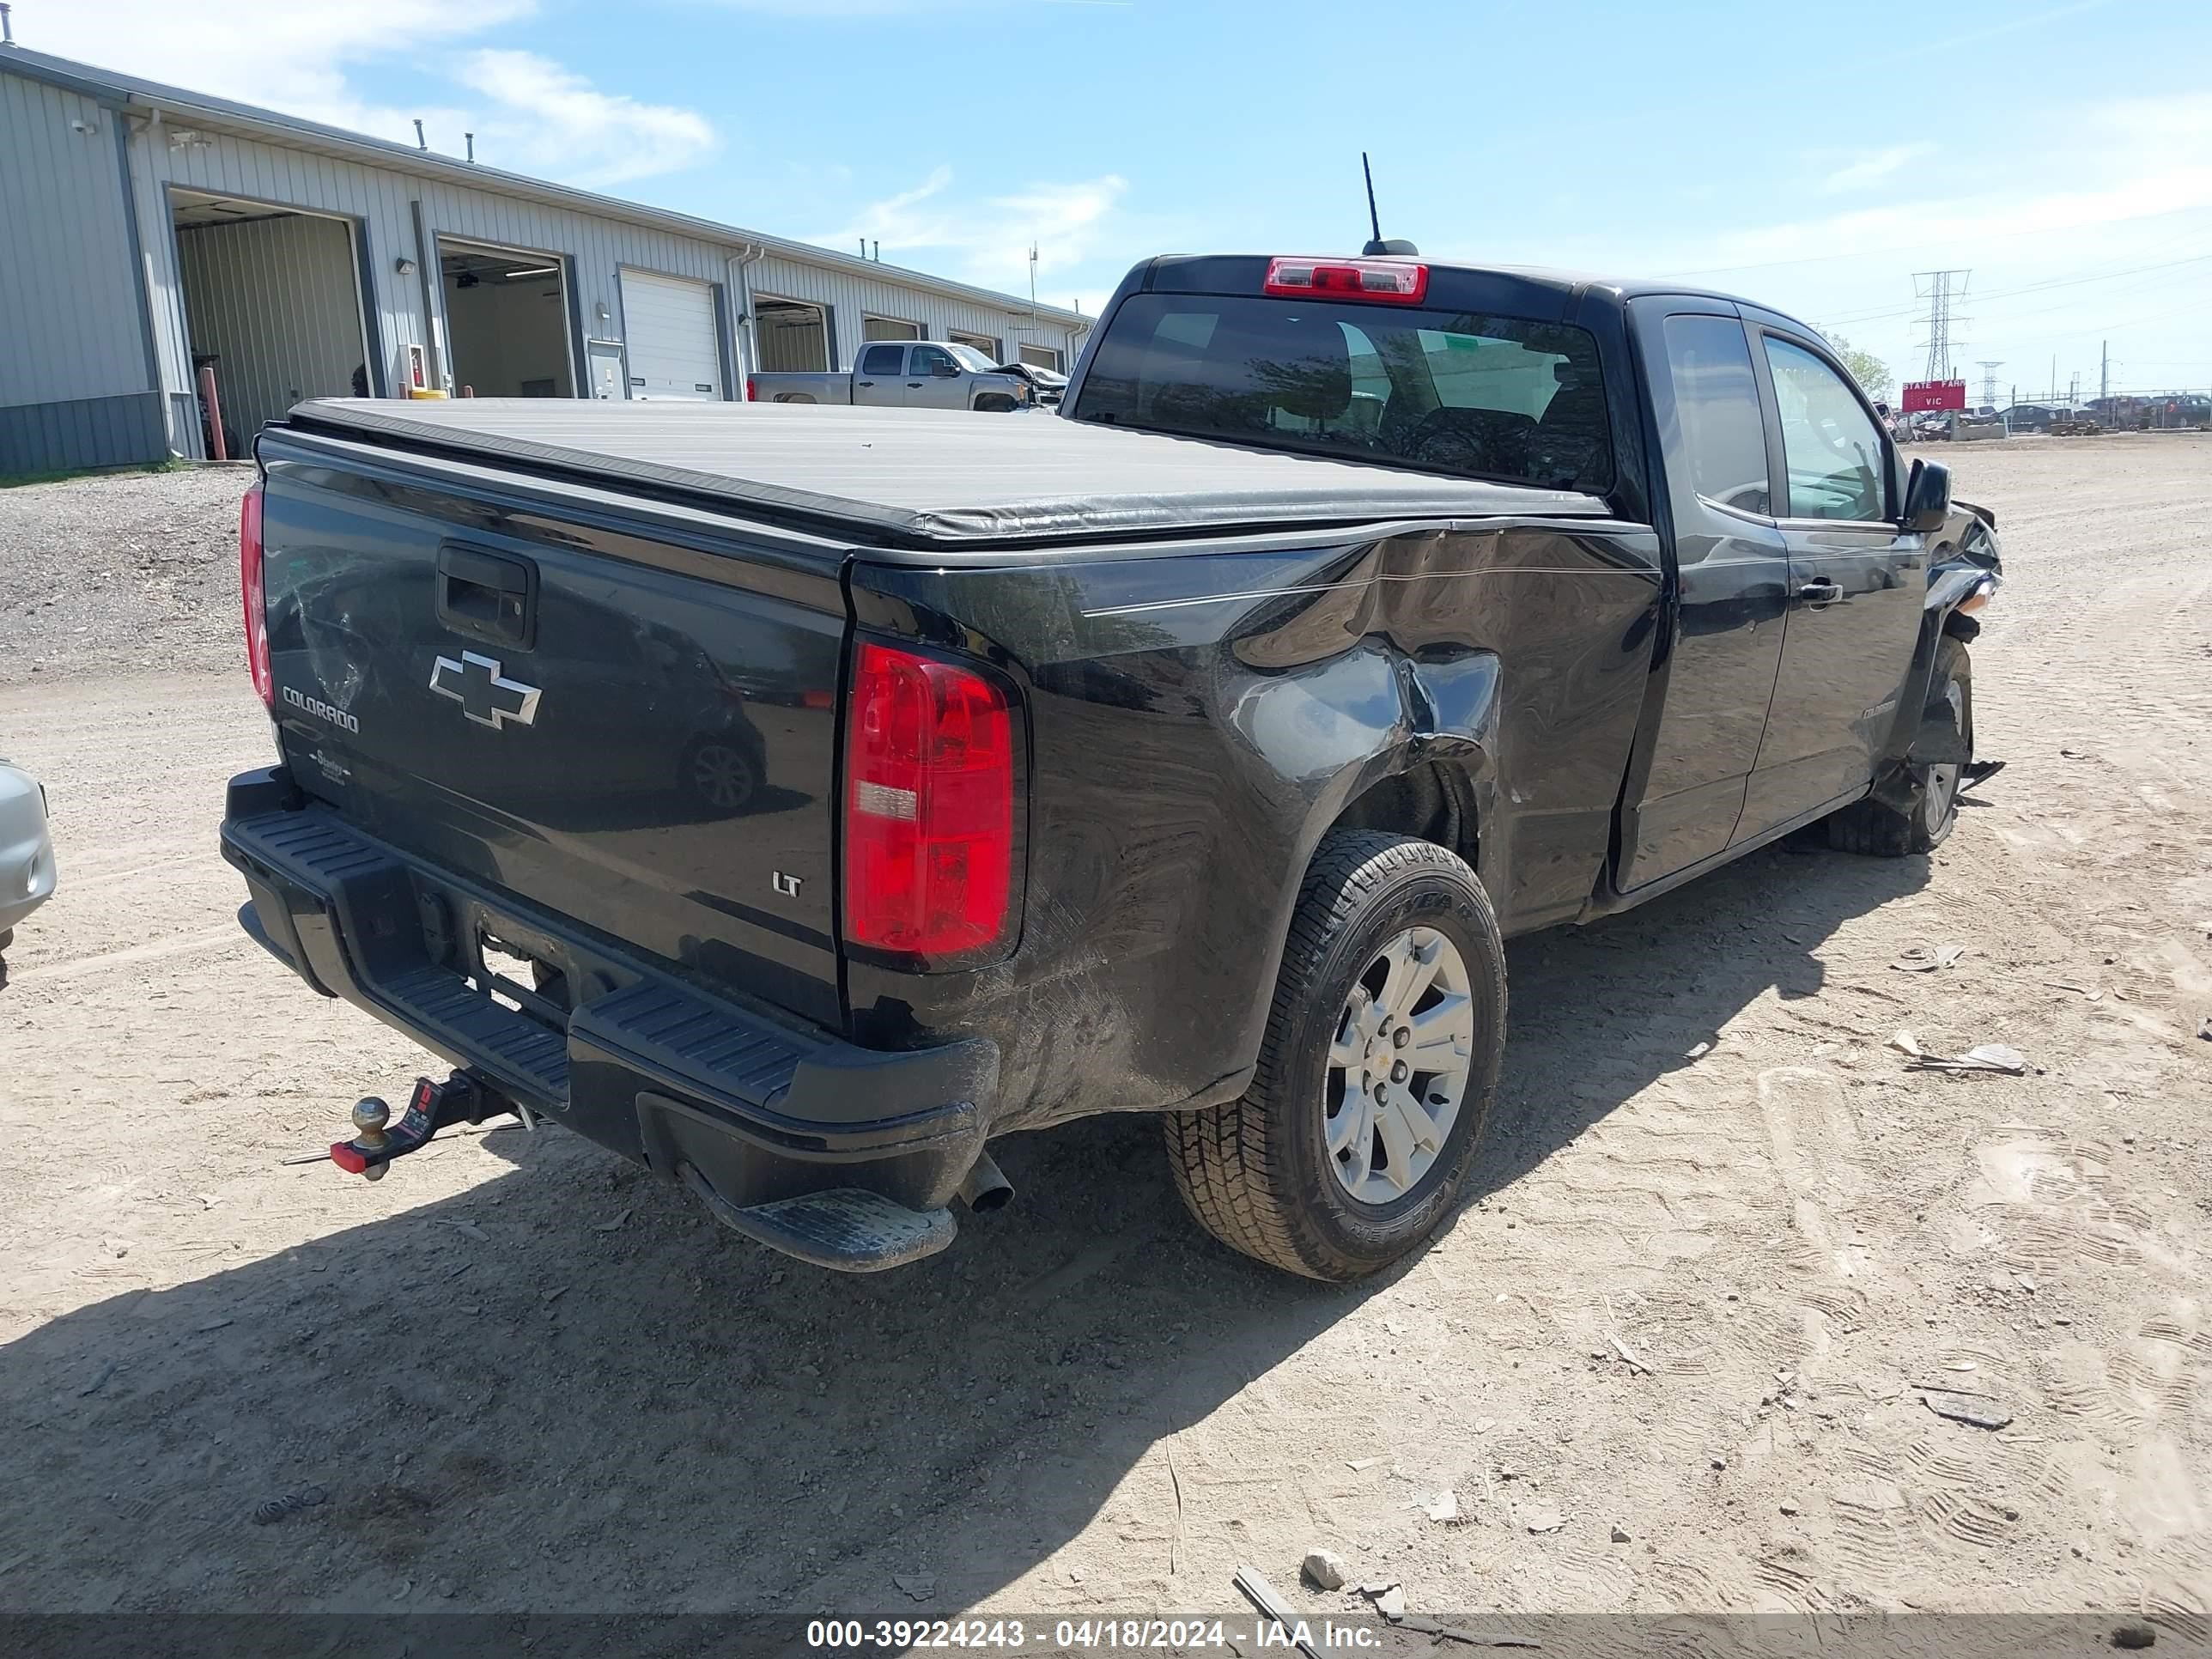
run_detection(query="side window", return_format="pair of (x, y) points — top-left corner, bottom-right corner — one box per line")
(1404, 320), (1613, 492)
(910, 345), (957, 377)
(858, 343), (904, 377)
(1763, 337), (1886, 521)
(1660, 315), (1771, 516)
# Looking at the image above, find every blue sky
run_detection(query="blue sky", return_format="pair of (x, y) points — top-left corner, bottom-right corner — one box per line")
(25, 0), (2212, 400)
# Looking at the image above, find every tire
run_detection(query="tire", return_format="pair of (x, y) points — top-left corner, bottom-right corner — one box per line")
(973, 394), (1016, 413)
(1164, 831), (1507, 1281)
(1826, 638), (1971, 856)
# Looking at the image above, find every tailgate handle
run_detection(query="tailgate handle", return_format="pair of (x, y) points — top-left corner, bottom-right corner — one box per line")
(437, 544), (537, 650)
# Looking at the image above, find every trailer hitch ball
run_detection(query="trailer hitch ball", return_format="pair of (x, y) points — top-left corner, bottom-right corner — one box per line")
(324, 1073), (517, 1179)
(349, 1097), (392, 1182)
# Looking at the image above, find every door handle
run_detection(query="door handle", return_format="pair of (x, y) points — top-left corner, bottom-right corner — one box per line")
(857, 380), (874, 387)
(1798, 579), (1844, 607)
(437, 544), (538, 649)
(907, 381), (923, 388)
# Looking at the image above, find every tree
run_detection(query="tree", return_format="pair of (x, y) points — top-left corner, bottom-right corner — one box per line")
(1826, 333), (1895, 403)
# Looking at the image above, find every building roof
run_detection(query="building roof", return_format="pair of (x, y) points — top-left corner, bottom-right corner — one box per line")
(0, 45), (1091, 331)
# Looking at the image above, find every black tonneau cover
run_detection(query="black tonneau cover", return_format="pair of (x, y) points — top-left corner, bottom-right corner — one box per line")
(284, 398), (1612, 550)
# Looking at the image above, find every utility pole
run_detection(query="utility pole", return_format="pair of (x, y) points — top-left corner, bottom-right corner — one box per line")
(2100, 340), (2110, 402)
(1975, 360), (2002, 411)
(1912, 270), (1970, 382)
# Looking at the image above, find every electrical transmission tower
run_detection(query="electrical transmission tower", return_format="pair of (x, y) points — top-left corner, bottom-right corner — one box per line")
(1912, 270), (1971, 382)
(1976, 361), (2002, 410)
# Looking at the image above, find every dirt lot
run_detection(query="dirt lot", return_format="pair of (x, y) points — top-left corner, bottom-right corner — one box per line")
(2, 435), (2208, 1630)
(0, 463), (253, 687)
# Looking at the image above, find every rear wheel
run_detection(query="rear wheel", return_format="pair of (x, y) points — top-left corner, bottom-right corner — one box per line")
(1826, 638), (1971, 856)
(1164, 831), (1506, 1280)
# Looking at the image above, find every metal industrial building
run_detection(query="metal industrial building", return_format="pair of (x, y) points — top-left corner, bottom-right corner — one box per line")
(0, 45), (1091, 475)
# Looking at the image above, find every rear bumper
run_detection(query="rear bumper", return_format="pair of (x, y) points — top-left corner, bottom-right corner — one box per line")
(219, 768), (997, 1215)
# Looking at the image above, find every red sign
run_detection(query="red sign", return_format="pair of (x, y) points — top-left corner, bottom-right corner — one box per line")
(1901, 380), (1967, 413)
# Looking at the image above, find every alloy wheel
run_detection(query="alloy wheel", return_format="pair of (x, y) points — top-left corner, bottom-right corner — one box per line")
(1322, 926), (1475, 1205)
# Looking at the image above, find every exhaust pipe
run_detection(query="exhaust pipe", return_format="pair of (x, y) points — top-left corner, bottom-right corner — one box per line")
(957, 1148), (1013, 1213)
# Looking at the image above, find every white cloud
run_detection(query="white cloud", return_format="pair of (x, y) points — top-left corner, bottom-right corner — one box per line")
(1533, 91), (2212, 285)
(1820, 143), (1936, 194)
(455, 52), (715, 187)
(1427, 88), (2212, 399)
(702, 0), (1133, 9)
(2097, 90), (2212, 145)
(699, 0), (993, 13)
(819, 167), (1129, 293)
(1675, 161), (2212, 276)
(15, 0), (714, 185)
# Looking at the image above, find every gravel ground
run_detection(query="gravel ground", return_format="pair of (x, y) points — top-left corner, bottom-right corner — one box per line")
(0, 464), (253, 687)
(0, 434), (2208, 1634)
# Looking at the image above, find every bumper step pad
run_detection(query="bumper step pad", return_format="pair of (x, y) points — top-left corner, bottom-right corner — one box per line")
(681, 1164), (955, 1272)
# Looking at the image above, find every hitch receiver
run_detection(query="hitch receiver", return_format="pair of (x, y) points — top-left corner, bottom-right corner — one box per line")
(331, 1070), (520, 1179)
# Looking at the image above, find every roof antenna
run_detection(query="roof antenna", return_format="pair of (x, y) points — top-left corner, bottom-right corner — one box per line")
(1360, 152), (1418, 258)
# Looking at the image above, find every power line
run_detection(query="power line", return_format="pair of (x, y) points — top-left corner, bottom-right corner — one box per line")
(1662, 200), (2212, 279)
(1819, 249), (2212, 329)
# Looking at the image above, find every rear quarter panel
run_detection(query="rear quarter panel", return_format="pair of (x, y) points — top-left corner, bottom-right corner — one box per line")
(851, 519), (1662, 1133)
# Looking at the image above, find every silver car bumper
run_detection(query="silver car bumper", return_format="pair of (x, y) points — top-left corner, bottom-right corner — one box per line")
(0, 762), (56, 936)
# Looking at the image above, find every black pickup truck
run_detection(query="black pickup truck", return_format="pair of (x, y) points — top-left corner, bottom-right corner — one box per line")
(222, 252), (2000, 1281)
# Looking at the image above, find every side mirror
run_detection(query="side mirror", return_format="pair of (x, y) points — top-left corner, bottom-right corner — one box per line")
(1903, 457), (1950, 533)
(933, 362), (961, 377)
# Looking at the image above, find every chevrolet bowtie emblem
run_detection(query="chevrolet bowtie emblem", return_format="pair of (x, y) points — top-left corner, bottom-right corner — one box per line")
(429, 651), (541, 730)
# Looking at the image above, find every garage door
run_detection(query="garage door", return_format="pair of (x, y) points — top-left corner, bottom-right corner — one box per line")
(622, 270), (722, 400)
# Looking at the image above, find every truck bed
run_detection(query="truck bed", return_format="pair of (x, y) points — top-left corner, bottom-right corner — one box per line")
(285, 398), (1613, 552)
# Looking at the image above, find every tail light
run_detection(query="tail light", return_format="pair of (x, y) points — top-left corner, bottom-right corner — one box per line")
(1264, 256), (1429, 305)
(240, 481), (272, 708)
(744, 374), (757, 402)
(842, 641), (1014, 961)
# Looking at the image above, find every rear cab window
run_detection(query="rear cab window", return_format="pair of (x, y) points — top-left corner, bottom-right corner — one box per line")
(1659, 314), (1771, 516)
(1072, 292), (1613, 493)
(858, 344), (905, 377)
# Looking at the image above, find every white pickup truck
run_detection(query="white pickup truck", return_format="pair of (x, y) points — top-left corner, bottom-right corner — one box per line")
(747, 340), (1036, 411)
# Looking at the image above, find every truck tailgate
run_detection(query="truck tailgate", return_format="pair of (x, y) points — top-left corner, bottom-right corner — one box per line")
(257, 432), (848, 1029)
